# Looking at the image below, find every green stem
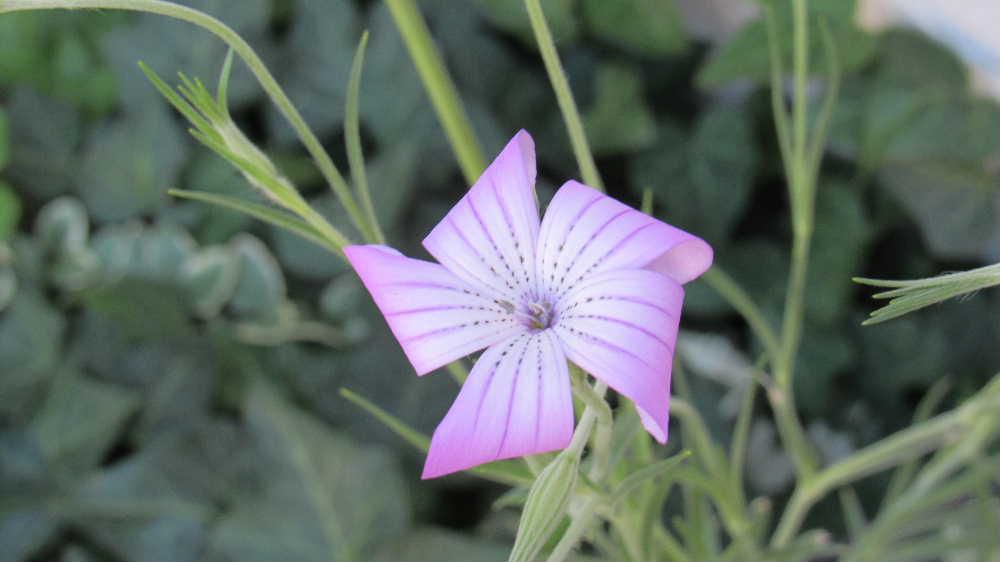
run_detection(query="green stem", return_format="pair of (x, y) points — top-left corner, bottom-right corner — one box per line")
(770, 375), (1000, 547)
(768, 382), (818, 479)
(764, 4), (794, 185)
(546, 495), (601, 562)
(566, 379), (608, 458)
(881, 377), (951, 506)
(545, 376), (609, 562)
(791, 0), (809, 174)
(0, 0), (369, 243)
(701, 267), (781, 360)
(385, 0), (486, 186)
(345, 31), (384, 244)
(769, 0), (821, 484)
(523, 0), (603, 191)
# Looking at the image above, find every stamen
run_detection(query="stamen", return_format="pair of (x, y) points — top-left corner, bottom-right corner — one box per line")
(511, 299), (554, 330)
(527, 302), (549, 316)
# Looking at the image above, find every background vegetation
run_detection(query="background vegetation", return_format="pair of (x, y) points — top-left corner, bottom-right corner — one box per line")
(1, 0), (998, 560)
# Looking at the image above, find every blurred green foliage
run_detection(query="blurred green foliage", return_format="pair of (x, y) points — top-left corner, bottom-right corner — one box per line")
(1, 0), (999, 560)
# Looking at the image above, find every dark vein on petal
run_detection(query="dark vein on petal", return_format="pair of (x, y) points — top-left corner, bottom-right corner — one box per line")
(386, 303), (504, 317)
(401, 322), (517, 354)
(552, 208), (633, 294)
(561, 313), (673, 351)
(539, 193), (603, 293)
(473, 335), (526, 434)
(570, 294), (676, 318)
(554, 324), (659, 371)
(533, 335), (543, 450)
(496, 336), (533, 457)
(556, 222), (656, 299)
(466, 193), (521, 291)
(443, 216), (512, 298)
(490, 174), (533, 289)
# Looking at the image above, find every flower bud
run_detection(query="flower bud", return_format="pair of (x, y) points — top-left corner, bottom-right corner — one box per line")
(508, 451), (580, 562)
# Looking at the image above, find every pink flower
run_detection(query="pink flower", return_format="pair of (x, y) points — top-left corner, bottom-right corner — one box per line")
(345, 131), (713, 478)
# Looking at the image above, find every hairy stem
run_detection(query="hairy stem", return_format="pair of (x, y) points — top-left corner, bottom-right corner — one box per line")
(702, 267), (781, 360)
(767, 0), (821, 485)
(523, 0), (603, 191)
(385, 0), (486, 186)
(771, 375), (1000, 547)
(546, 495), (601, 562)
(0, 0), (371, 244)
(345, 31), (384, 244)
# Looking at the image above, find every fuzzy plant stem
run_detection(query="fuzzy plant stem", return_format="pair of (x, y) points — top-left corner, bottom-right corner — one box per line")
(385, 0), (487, 186)
(523, 0), (603, 192)
(0, 0), (377, 245)
(770, 0), (821, 483)
(771, 375), (1000, 547)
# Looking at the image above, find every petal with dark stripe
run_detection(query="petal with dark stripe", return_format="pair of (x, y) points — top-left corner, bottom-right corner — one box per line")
(422, 331), (573, 478)
(537, 181), (713, 293)
(423, 130), (540, 300)
(553, 268), (684, 442)
(345, 244), (525, 376)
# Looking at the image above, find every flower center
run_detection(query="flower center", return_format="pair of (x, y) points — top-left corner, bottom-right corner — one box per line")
(516, 299), (555, 330)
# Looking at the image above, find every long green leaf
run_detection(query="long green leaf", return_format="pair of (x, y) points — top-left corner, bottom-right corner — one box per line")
(339, 388), (533, 486)
(882, 377), (952, 505)
(523, 0), (603, 191)
(611, 451), (691, 509)
(345, 31), (383, 244)
(168, 189), (340, 253)
(385, 0), (486, 185)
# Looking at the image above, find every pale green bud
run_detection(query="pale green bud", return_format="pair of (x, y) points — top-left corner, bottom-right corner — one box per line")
(508, 451), (580, 562)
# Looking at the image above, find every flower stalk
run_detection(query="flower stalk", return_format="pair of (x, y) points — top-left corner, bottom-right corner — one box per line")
(385, 0), (486, 186)
(523, 0), (603, 192)
(0, 0), (377, 245)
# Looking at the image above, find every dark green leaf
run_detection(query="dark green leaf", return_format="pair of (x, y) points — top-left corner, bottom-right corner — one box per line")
(229, 234), (286, 321)
(50, 32), (119, 115)
(0, 183), (20, 240)
(69, 429), (224, 562)
(101, 0), (271, 111)
(697, 2), (875, 88)
(80, 278), (192, 339)
(584, 63), (657, 155)
(265, 0), (358, 144)
(631, 105), (758, 244)
(0, 265), (14, 313)
(180, 246), (240, 318)
(204, 382), (410, 561)
(130, 223), (197, 283)
(375, 528), (510, 562)
(474, 0), (578, 44)
(35, 197), (89, 252)
(878, 163), (1000, 261)
(0, 431), (60, 561)
(5, 88), (81, 199)
(805, 183), (871, 325)
(30, 371), (139, 477)
(0, 14), (48, 85)
(77, 105), (187, 222)
(581, 0), (686, 56)
(361, 4), (443, 148)
(0, 289), (65, 420)
(0, 106), (8, 171)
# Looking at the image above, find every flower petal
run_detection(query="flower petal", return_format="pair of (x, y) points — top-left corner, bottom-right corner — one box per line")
(422, 331), (574, 478)
(537, 181), (712, 296)
(423, 130), (540, 301)
(553, 268), (684, 443)
(345, 244), (524, 376)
